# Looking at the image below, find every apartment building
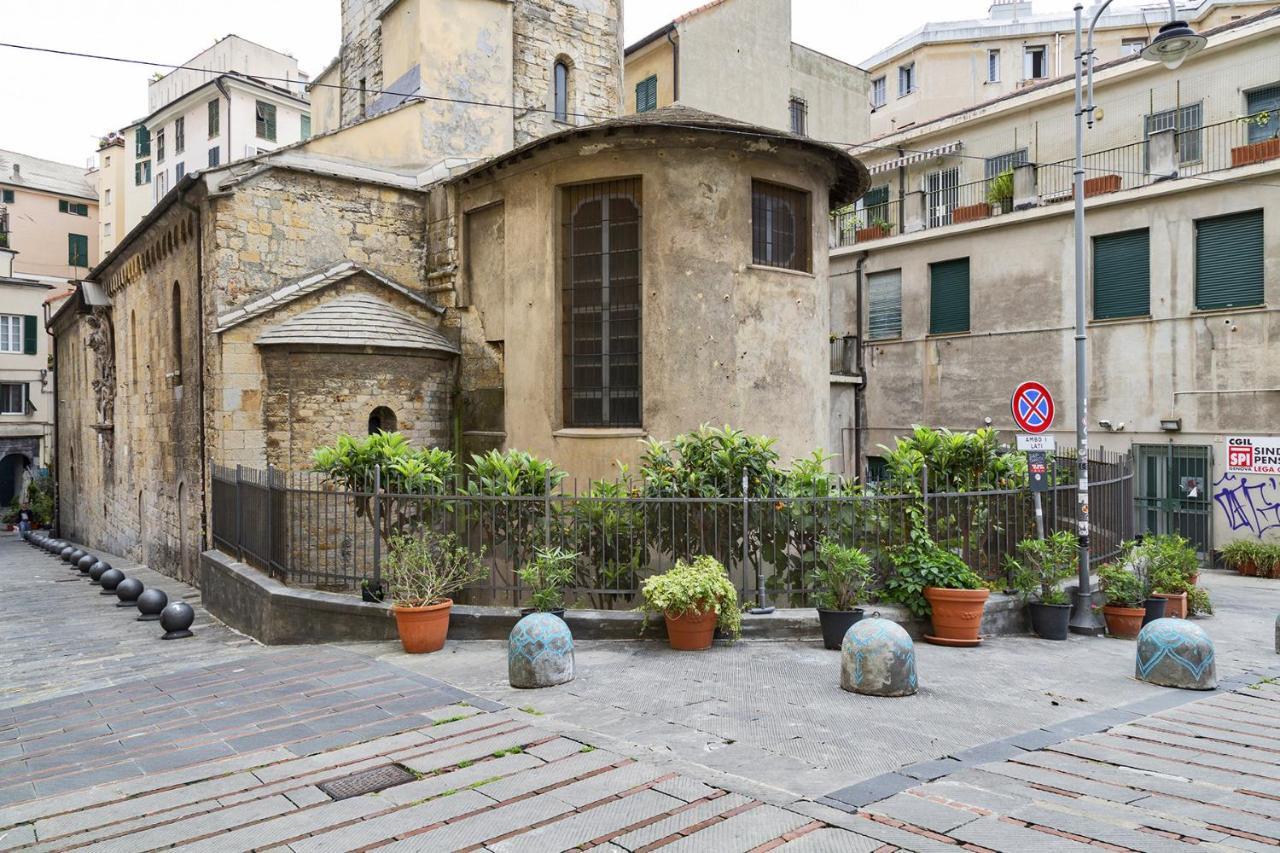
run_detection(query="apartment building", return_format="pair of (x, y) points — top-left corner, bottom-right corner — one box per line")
(623, 0), (868, 144)
(863, 0), (1273, 138)
(830, 9), (1280, 551)
(95, 35), (310, 256)
(0, 150), (98, 279)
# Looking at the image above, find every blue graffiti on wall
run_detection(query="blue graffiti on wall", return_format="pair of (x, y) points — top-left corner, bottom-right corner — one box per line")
(1214, 473), (1280, 539)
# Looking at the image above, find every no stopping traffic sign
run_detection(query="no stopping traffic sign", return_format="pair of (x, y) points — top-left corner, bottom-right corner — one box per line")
(1011, 381), (1055, 434)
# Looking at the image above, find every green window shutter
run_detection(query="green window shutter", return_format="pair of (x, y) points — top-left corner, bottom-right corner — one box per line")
(929, 258), (970, 334)
(635, 76), (657, 113)
(1093, 229), (1149, 319)
(2, 189), (12, 203)
(301, 113), (311, 139)
(22, 315), (37, 355)
(1196, 210), (1264, 310)
(135, 126), (150, 157)
(68, 234), (88, 267)
(868, 269), (902, 340)
(58, 199), (68, 213)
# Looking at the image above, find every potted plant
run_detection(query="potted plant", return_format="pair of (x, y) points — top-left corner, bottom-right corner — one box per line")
(855, 217), (893, 242)
(1257, 543), (1280, 579)
(517, 546), (578, 619)
(1140, 534), (1199, 619)
(1231, 111), (1280, 167)
(383, 531), (487, 654)
(986, 168), (1014, 214)
(1008, 531), (1077, 640)
(360, 579), (385, 603)
(886, 518), (988, 645)
(1220, 539), (1260, 576)
(811, 538), (872, 650)
(638, 556), (742, 650)
(1097, 562), (1146, 638)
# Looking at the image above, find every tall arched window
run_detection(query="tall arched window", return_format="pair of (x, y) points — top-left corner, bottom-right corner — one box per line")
(553, 60), (570, 123)
(130, 310), (138, 386)
(171, 282), (183, 386)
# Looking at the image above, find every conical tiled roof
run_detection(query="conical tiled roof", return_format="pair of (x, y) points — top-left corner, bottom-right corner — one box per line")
(254, 293), (459, 354)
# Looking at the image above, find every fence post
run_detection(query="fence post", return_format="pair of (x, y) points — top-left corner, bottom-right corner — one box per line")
(543, 469), (552, 550)
(744, 471), (766, 610)
(235, 464), (244, 562)
(265, 464), (275, 576)
(921, 465), (929, 525)
(372, 464), (382, 586)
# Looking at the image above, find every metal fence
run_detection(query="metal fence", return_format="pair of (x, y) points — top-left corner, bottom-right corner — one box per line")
(210, 450), (1133, 609)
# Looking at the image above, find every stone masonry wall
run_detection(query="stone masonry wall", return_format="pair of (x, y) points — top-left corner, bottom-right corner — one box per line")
(339, 0), (384, 126)
(512, 0), (623, 144)
(56, 202), (205, 583)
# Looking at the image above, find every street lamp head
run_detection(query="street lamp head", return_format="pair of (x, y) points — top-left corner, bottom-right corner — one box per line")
(1141, 20), (1207, 69)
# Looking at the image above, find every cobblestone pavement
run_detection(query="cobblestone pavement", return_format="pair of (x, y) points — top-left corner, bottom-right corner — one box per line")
(5, 531), (1280, 851)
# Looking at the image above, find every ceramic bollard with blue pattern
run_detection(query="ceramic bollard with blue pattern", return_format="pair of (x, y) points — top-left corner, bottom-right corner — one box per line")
(1135, 618), (1216, 690)
(840, 617), (918, 697)
(508, 612), (575, 689)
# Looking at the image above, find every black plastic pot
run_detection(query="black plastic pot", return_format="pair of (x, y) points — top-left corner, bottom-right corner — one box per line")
(519, 607), (566, 620)
(361, 582), (385, 603)
(1142, 596), (1167, 627)
(817, 608), (865, 650)
(1028, 602), (1072, 641)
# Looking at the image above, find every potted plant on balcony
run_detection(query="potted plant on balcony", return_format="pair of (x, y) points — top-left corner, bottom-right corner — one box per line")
(855, 217), (893, 242)
(1219, 539), (1260, 576)
(811, 538), (872, 650)
(517, 546), (578, 619)
(886, 516), (989, 645)
(1097, 562), (1146, 639)
(384, 531), (487, 654)
(638, 555), (742, 650)
(986, 168), (1014, 215)
(1008, 530), (1077, 640)
(1232, 111), (1280, 168)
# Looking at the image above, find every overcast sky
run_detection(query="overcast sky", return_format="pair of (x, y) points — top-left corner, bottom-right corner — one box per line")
(0, 0), (1083, 166)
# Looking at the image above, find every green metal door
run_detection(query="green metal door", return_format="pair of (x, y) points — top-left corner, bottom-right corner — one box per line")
(1135, 444), (1212, 555)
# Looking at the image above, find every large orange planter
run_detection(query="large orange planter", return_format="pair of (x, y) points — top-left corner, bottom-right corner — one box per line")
(664, 609), (718, 651)
(1232, 138), (1280, 168)
(923, 587), (989, 645)
(392, 599), (453, 654)
(1153, 592), (1188, 619)
(1102, 604), (1145, 639)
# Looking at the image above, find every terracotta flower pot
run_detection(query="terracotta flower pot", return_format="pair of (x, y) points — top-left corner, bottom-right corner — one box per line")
(1102, 604), (1145, 639)
(1231, 138), (1280, 168)
(1241, 560), (1258, 577)
(664, 609), (718, 651)
(952, 202), (991, 224)
(1153, 592), (1188, 619)
(391, 599), (453, 654)
(855, 225), (891, 242)
(924, 587), (989, 645)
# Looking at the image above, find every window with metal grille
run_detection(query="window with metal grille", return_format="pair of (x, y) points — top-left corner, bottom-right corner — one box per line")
(868, 269), (902, 340)
(926, 167), (958, 228)
(871, 77), (886, 108)
(635, 75), (657, 113)
(255, 101), (277, 141)
(1246, 84), (1280, 143)
(984, 149), (1028, 180)
(208, 99), (220, 137)
(0, 383), (25, 415)
(1144, 102), (1202, 164)
(751, 180), (811, 272)
(862, 185), (890, 226)
(1195, 210), (1263, 310)
(562, 178), (642, 428)
(1093, 229), (1150, 319)
(68, 234), (88, 267)
(929, 257), (970, 335)
(789, 97), (807, 136)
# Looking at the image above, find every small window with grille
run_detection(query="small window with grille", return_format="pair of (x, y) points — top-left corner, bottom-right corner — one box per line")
(562, 178), (643, 428)
(751, 180), (811, 273)
(789, 97), (807, 136)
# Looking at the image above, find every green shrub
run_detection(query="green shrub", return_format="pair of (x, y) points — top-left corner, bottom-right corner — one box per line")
(986, 169), (1014, 207)
(383, 531), (487, 608)
(1009, 531), (1077, 605)
(1134, 534), (1199, 592)
(559, 470), (649, 608)
(1257, 544), (1280, 579)
(464, 449), (566, 568)
(1219, 539), (1261, 571)
(637, 555), (742, 640)
(517, 546), (578, 612)
(884, 507), (985, 618)
(1187, 585), (1213, 616)
(811, 539), (872, 611)
(1097, 563), (1145, 608)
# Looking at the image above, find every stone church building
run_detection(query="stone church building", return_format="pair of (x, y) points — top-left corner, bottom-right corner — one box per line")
(51, 0), (866, 582)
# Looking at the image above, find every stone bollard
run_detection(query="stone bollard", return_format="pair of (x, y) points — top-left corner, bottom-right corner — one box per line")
(841, 617), (918, 697)
(508, 613), (575, 689)
(1136, 618), (1217, 690)
(160, 601), (195, 640)
(89, 561), (111, 583)
(136, 588), (168, 621)
(98, 568), (125, 595)
(115, 578), (144, 608)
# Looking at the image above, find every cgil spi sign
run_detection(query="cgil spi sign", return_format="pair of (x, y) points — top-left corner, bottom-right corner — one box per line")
(1226, 436), (1280, 475)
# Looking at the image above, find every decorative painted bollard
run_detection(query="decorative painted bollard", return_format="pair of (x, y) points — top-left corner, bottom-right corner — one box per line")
(508, 613), (575, 689)
(840, 617), (918, 697)
(77, 553), (97, 572)
(1136, 618), (1217, 690)
(98, 568), (125, 595)
(136, 588), (168, 621)
(159, 601), (195, 640)
(115, 578), (144, 607)
(89, 561), (111, 583)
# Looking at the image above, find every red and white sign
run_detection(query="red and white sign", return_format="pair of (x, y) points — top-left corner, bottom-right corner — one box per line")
(1011, 381), (1055, 434)
(1227, 436), (1280, 475)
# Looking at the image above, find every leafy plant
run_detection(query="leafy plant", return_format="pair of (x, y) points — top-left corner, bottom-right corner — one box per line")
(464, 449), (566, 570)
(559, 468), (649, 608)
(1137, 534), (1199, 588)
(21, 472), (54, 525)
(383, 531), (487, 608)
(1009, 531), (1077, 605)
(637, 555), (742, 640)
(1219, 539), (1260, 572)
(517, 546), (578, 612)
(811, 539), (872, 611)
(1256, 543), (1280, 580)
(985, 168), (1014, 207)
(1097, 562), (1144, 608)
(1187, 585), (1213, 616)
(884, 506), (984, 617)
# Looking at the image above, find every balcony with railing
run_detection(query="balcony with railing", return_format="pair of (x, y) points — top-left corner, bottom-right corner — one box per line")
(832, 110), (1280, 248)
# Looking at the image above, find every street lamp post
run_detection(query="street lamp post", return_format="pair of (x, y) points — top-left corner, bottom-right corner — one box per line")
(1068, 2), (1205, 635)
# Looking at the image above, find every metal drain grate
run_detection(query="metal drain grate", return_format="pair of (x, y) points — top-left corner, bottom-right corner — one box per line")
(318, 764), (417, 800)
